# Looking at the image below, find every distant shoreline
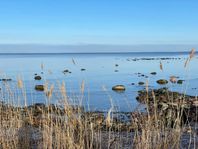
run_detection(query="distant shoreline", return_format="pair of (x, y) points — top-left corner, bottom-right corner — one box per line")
(0, 51), (191, 55)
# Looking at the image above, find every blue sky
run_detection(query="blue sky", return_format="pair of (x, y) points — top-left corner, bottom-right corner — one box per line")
(0, 0), (198, 45)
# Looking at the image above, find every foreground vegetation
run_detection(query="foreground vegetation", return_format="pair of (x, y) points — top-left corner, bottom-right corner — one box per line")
(0, 88), (197, 148)
(0, 49), (197, 149)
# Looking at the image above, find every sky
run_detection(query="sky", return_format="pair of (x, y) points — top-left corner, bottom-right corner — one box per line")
(0, 0), (197, 52)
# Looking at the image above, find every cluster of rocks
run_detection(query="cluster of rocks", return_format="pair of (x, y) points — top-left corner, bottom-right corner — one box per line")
(135, 72), (149, 78)
(156, 79), (184, 85)
(34, 74), (44, 91)
(112, 69), (187, 92)
(34, 67), (87, 92)
(83, 112), (131, 131)
(0, 101), (137, 131)
(63, 69), (72, 74)
(0, 102), (85, 127)
(0, 78), (12, 81)
(63, 68), (86, 74)
(136, 88), (198, 124)
(127, 57), (183, 62)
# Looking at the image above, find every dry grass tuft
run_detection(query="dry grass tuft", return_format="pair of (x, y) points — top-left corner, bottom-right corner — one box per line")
(160, 61), (163, 71)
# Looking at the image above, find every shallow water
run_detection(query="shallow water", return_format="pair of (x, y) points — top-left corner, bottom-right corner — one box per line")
(0, 52), (197, 112)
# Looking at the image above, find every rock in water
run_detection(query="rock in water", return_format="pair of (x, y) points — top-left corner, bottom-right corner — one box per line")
(63, 69), (69, 73)
(150, 72), (157, 75)
(81, 68), (86, 71)
(35, 85), (45, 91)
(138, 82), (145, 85)
(177, 80), (184, 84)
(0, 78), (12, 81)
(112, 85), (126, 91)
(156, 79), (168, 85)
(34, 76), (42, 80)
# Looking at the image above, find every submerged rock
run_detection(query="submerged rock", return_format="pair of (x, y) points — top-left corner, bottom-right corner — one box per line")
(156, 79), (168, 85)
(0, 78), (12, 81)
(138, 82), (145, 85)
(150, 72), (157, 75)
(63, 69), (69, 73)
(177, 80), (184, 84)
(115, 64), (119, 67)
(34, 76), (42, 80)
(112, 85), (126, 91)
(63, 69), (71, 74)
(35, 85), (45, 91)
(81, 68), (86, 71)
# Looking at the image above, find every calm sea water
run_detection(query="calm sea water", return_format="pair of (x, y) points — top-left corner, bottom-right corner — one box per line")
(0, 52), (197, 112)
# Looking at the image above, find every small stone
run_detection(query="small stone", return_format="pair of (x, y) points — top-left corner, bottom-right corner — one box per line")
(34, 76), (42, 80)
(63, 69), (69, 73)
(177, 80), (184, 84)
(35, 85), (45, 91)
(156, 79), (168, 85)
(150, 72), (157, 75)
(81, 68), (86, 71)
(138, 82), (145, 85)
(112, 85), (126, 91)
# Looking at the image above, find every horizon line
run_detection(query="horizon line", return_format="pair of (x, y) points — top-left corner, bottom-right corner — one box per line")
(0, 51), (191, 55)
(0, 43), (197, 46)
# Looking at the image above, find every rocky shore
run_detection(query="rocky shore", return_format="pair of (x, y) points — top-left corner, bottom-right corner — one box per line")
(1, 87), (198, 131)
(136, 88), (198, 124)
